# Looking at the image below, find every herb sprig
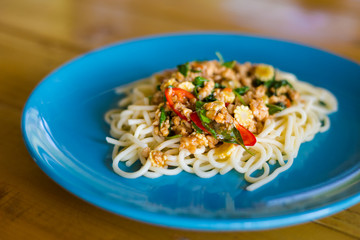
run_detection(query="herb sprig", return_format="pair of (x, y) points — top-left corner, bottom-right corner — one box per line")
(266, 103), (286, 115)
(233, 86), (249, 105)
(215, 52), (236, 68)
(177, 62), (190, 77)
(159, 106), (167, 128)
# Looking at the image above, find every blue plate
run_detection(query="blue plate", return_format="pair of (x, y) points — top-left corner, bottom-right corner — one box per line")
(22, 33), (360, 231)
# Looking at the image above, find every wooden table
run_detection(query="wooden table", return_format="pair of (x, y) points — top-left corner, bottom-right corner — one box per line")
(1, 0), (359, 239)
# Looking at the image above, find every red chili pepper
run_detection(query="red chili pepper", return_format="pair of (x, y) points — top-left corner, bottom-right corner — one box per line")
(165, 87), (256, 146)
(164, 87), (195, 120)
(190, 112), (210, 134)
(235, 121), (257, 146)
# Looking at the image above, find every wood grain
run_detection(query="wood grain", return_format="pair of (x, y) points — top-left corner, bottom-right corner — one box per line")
(0, 0), (359, 239)
(315, 207), (360, 238)
(0, 30), (80, 109)
(0, 0), (359, 59)
(0, 102), (358, 240)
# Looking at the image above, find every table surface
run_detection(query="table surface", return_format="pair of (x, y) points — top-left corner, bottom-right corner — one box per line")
(1, 0), (360, 239)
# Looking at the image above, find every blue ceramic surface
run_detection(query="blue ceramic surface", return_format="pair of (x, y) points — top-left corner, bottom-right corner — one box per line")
(21, 33), (360, 230)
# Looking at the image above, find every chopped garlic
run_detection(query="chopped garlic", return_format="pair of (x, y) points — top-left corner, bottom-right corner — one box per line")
(234, 105), (255, 129)
(254, 64), (275, 81)
(178, 81), (195, 92)
(215, 143), (236, 160)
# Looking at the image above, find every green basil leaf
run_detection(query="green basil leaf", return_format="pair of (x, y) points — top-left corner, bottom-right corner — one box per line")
(214, 83), (226, 89)
(159, 106), (167, 127)
(215, 51), (224, 64)
(265, 79), (293, 97)
(264, 79), (274, 88)
(195, 101), (206, 109)
(232, 127), (254, 156)
(200, 116), (216, 137)
(207, 127), (217, 138)
(177, 62), (190, 77)
(238, 97), (245, 105)
(203, 93), (216, 102)
(192, 122), (203, 134)
(233, 89), (247, 105)
(156, 84), (161, 91)
(319, 100), (327, 107)
(223, 139), (237, 144)
(234, 86), (249, 96)
(194, 101), (216, 137)
(281, 79), (293, 89)
(195, 101), (211, 124)
(266, 103), (286, 115)
(166, 134), (182, 139)
(232, 127), (244, 146)
(191, 69), (202, 73)
(223, 60), (236, 69)
(277, 102), (287, 109)
(217, 129), (234, 141)
(265, 79), (293, 89)
(193, 86), (199, 97)
(253, 79), (263, 87)
(193, 76), (209, 87)
(198, 111), (212, 124)
(320, 119), (325, 127)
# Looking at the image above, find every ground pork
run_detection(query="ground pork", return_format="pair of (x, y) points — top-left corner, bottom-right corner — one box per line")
(206, 135), (219, 148)
(198, 80), (215, 100)
(172, 116), (192, 136)
(250, 99), (269, 121)
(221, 68), (236, 81)
(254, 85), (266, 99)
(214, 88), (235, 103)
(180, 133), (209, 154)
(148, 150), (167, 168)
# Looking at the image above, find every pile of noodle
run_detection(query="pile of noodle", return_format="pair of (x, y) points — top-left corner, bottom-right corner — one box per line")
(105, 71), (337, 191)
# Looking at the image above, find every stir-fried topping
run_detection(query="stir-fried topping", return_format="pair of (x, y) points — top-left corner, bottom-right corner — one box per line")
(152, 58), (300, 154)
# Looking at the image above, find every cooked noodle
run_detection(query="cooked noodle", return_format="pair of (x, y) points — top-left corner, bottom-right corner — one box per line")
(105, 68), (337, 191)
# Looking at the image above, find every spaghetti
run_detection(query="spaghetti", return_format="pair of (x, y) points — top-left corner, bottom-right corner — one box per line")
(105, 60), (337, 191)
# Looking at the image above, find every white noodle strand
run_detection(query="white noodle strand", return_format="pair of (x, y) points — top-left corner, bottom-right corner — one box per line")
(105, 70), (337, 191)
